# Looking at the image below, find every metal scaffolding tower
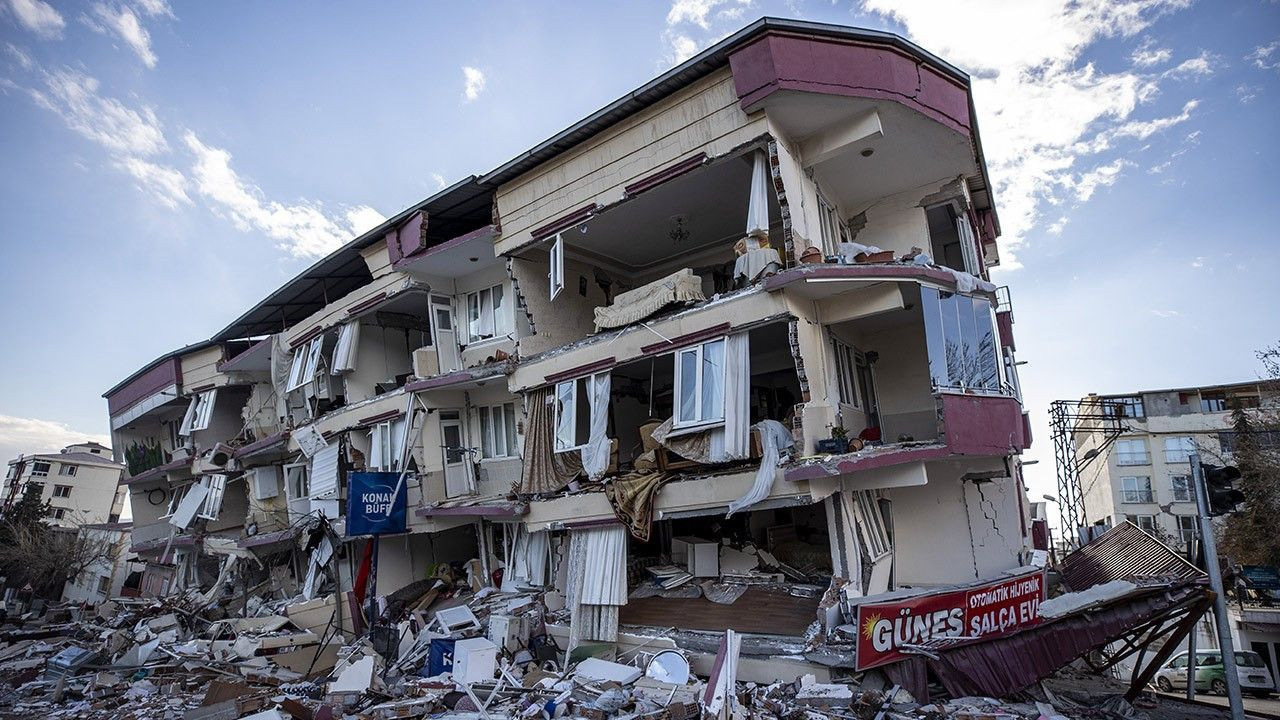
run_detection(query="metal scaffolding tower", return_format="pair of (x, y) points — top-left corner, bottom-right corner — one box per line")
(1049, 397), (1128, 549)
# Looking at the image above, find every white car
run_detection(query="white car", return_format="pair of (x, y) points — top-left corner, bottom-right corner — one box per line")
(1153, 650), (1276, 698)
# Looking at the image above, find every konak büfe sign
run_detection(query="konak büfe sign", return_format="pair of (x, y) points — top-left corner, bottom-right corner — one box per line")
(854, 570), (1046, 670)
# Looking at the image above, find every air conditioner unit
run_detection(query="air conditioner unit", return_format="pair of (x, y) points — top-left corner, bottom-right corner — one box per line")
(413, 347), (440, 379)
(249, 466), (282, 501)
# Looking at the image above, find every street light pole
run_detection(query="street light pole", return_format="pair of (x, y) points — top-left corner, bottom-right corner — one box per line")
(1191, 453), (1245, 719)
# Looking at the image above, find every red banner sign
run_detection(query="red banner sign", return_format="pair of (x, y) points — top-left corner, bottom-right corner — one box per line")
(854, 571), (1046, 670)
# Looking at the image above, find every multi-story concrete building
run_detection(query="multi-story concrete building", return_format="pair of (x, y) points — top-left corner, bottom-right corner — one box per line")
(3, 441), (126, 526)
(1074, 379), (1275, 547)
(101, 18), (1034, 663)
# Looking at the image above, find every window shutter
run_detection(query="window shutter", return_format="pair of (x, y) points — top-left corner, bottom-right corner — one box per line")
(309, 443), (340, 499)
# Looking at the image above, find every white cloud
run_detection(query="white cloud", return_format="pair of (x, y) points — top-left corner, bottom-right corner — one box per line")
(0, 414), (109, 464)
(659, 0), (751, 66)
(1236, 83), (1260, 104)
(860, 0), (1197, 270)
(461, 66), (486, 102)
(1163, 50), (1216, 78)
(1149, 309), (1179, 318)
(1046, 216), (1069, 235)
(1130, 40), (1171, 67)
(29, 68), (168, 157)
(184, 131), (385, 259)
(2, 0), (65, 39)
(84, 3), (158, 68)
(1190, 256), (1205, 268)
(1247, 40), (1279, 71)
(5, 42), (33, 69)
(131, 0), (173, 18)
(113, 156), (189, 208)
(430, 173), (447, 190)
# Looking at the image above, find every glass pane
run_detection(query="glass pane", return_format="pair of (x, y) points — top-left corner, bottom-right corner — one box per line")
(939, 291), (962, 387)
(503, 402), (518, 457)
(468, 292), (482, 340)
(956, 294), (979, 387)
(575, 377), (592, 446)
(555, 382), (574, 449)
(677, 349), (698, 423)
(435, 307), (452, 331)
(492, 284), (507, 334)
(920, 286), (948, 388)
(479, 407), (493, 459)
(701, 340), (725, 421)
(443, 424), (464, 463)
(973, 298), (999, 390)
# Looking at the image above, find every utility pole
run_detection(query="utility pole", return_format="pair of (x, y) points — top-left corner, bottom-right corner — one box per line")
(1191, 453), (1244, 719)
(1185, 539), (1196, 701)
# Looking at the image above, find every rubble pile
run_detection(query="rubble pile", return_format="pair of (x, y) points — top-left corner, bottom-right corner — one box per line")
(0, 580), (1226, 720)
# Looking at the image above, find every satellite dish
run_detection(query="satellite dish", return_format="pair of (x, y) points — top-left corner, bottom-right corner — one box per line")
(645, 650), (690, 684)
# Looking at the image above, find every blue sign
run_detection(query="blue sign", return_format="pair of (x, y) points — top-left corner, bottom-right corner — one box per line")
(346, 472), (408, 536)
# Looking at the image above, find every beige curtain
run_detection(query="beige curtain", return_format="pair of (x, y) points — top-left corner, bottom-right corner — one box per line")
(519, 387), (583, 495)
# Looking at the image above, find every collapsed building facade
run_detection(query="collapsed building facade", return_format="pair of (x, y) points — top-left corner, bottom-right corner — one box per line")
(101, 18), (1034, 678)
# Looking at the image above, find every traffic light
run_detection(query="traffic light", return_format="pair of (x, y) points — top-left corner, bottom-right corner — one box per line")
(1203, 464), (1244, 516)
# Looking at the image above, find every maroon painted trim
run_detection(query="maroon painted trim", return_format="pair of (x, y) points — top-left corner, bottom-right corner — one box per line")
(392, 224), (496, 272)
(640, 323), (731, 355)
(289, 325), (325, 349)
(624, 153), (708, 197)
(233, 431), (290, 459)
(561, 517), (624, 530)
(729, 33), (972, 138)
(238, 527), (299, 548)
(345, 291), (388, 317)
(357, 409), (404, 427)
(761, 263), (994, 296)
(996, 311), (1015, 351)
(939, 392), (1028, 454)
(544, 357), (617, 385)
(530, 203), (597, 240)
(416, 503), (527, 519)
(122, 457), (193, 486)
(106, 358), (181, 417)
(784, 444), (951, 482)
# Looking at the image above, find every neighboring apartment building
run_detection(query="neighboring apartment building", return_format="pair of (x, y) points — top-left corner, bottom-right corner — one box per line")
(101, 18), (1033, 657)
(61, 522), (135, 603)
(1074, 379), (1275, 547)
(3, 442), (126, 527)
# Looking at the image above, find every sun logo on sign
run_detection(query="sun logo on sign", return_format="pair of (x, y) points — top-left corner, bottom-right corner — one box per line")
(861, 612), (881, 640)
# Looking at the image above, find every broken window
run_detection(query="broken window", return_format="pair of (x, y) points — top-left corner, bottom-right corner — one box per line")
(331, 321), (360, 374)
(198, 474), (226, 521)
(555, 374), (602, 452)
(479, 402), (518, 459)
(926, 204), (980, 275)
(466, 284), (511, 344)
(369, 419), (406, 471)
(1115, 439), (1149, 466)
(674, 338), (726, 429)
(549, 233), (565, 301)
(31, 461), (50, 477)
(920, 287), (1001, 392)
(287, 336), (325, 392)
(852, 490), (890, 558)
(163, 483), (190, 518)
(284, 462), (309, 500)
(1176, 515), (1197, 545)
(179, 390), (218, 436)
(1120, 476), (1153, 503)
(1163, 436), (1196, 464)
(1170, 474), (1192, 502)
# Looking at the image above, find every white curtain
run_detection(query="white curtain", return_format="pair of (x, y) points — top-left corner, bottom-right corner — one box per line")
(331, 321), (360, 374)
(582, 373), (612, 480)
(745, 150), (770, 239)
(567, 525), (626, 647)
(709, 332), (751, 462)
(726, 419), (793, 516)
(504, 526), (550, 591)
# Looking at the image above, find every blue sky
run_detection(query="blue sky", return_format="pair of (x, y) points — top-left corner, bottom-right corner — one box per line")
(1, 0), (1277, 507)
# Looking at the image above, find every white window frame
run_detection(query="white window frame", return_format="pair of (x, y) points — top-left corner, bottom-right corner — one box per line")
(1127, 514), (1158, 534)
(479, 402), (518, 459)
(673, 338), (727, 430)
(53, 484), (72, 498)
(284, 462), (310, 501)
(287, 336), (325, 392)
(331, 321), (360, 374)
(1176, 515), (1197, 545)
(815, 190), (848, 257)
(832, 337), (861, 409)
(852, 490), (890, 558)
(180, 390), (218, 436)
(96, 575), (111, 595)
(466, 284), (511, 344)
(31, 461), (50, 477)
(163, 483), (190, 518)
(1170, 474), (1192, 502)
(554, 373), (605, 453)
(51, 507), (66, 520)
(549, 233), (565, 301)
(58, 464), (77, 477)
(955, 211), (981, 276)
(1114, 438), (1150, 466)
(1120, 476), (1154, 504)
(1163, 436), (1196, 464)
(369, 420), (406, 472)
(198, 474), (227, 521)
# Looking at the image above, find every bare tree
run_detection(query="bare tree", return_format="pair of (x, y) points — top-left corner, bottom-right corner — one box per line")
(0, 516), (121, 598)
(1219, 343), (1280, 567)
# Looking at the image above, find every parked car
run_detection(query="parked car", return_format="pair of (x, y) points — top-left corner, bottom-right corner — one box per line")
(1153, 650), (1275, 697)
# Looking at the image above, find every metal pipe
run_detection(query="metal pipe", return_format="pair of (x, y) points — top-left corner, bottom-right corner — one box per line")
(1191, 453), (1244, 719)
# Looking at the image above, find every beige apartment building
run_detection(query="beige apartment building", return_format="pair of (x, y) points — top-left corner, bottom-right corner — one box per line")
(101, 18), (1035, 668)
(3, 441), (127, 527)
(1074, 380), (1275, 547)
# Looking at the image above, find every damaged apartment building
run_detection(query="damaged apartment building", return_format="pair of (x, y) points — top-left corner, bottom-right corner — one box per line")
(101, 19), (1033, 675)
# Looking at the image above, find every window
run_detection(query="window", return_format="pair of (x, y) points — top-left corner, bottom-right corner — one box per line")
(1200, 391), (1227, 413)
(1163, 436), (1196, 464)
(96, 575), (111, 595)
(58, 464), (77, 476)
(674, 338), (726, 429)
(1218, 429), (1280, 455)
(1126, 514), (1157, 533)
(284, 462), (310, 500)
(1111, 396), (1145, 419)
(549, 233), (564, 301)
(369, 419), (406, 472)
(53, 484), (72, 498)
(31, 461), (50, 477)
(479, 403), (519, 459)
(331, 321), (360, 374)
(921, 287), (1002, 392)
(179, 390), (218, 436)
(832, 339), (860, 408)
(1115, 439), (1150, 466)
(1177, 516), (1197, 546)
(466, 284), (511, 343)
(816, 192), (849, 255)
(1170, 475), (1192, 502)
(555, 373), (605, 452)
(50, 507), (66, 520)
(287, 335), (325, 392)
(1121, 476), (1153, 503)
(164, 484), (190, 518)
(852, 490), (890, 557)
(198, 475), (227, 521)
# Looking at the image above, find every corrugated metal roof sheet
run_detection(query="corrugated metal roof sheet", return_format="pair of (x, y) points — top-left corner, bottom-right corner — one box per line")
(1057, 521), (1204, 592)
